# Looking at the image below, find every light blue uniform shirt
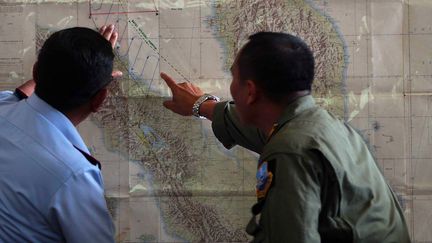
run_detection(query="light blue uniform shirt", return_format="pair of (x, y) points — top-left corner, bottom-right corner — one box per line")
(0, 91), (115, 242)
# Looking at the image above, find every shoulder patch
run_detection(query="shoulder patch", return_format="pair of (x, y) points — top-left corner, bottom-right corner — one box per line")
(256, 161), (273, 199)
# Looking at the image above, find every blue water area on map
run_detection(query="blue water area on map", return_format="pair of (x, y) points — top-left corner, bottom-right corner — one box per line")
(140, 124), (167, 150)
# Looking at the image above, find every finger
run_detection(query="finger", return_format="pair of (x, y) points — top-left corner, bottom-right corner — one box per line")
(109, 31), (118, 49)
(163, 100), (175, 111)
(178, 82), (189, 88)
(183, 82), (201, 94)
(112, 70), (123, 78)
(99, 25), (107, 34)
(102, 24), (115, 41)
(191, 85), (201, 94)
(160, 72), (178, 90)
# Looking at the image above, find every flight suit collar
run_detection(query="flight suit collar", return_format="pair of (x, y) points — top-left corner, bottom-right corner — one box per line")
(268, 95), (316, 139)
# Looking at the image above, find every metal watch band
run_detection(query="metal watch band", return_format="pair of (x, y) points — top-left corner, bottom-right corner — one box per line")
(192, 93), (220, 119)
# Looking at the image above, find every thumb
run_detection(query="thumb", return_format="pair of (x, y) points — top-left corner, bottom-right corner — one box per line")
(112, 70), (123, 78)
(163, 100), (175, 111)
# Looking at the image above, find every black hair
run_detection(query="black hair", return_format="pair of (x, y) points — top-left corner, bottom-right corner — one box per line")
(34, 27), (114, 112)
(237, 32), (315, 102)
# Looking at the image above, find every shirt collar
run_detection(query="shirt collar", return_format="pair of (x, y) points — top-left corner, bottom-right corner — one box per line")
(26, 94), (90, 154)
(267, 95), (316, 139)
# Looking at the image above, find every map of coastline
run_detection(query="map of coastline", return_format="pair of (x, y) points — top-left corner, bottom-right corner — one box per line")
(90, 0), (348, 241)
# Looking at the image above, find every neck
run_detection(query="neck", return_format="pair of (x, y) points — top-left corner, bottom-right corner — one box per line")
(64, 107), (91, 127)
(254, 91), (310, 136)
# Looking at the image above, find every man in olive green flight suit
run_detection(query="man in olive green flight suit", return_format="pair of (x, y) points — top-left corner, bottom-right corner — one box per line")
(160, 32), (411, 242)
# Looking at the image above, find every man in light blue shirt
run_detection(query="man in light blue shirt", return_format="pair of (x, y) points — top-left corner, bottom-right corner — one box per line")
(0, 25), (121, 242)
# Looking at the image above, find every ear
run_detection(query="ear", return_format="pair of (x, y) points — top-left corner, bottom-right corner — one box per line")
(90, 88), (108, 112)
(245, 80), (259, 105)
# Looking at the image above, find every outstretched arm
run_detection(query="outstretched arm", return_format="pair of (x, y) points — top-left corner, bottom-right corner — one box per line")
(160, 72), (267, 153)
(160, 72), (218, 120)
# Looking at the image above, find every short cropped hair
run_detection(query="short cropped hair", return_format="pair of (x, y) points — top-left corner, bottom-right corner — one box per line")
(237, 32), (315, 102)
(34, 27), (114, 112)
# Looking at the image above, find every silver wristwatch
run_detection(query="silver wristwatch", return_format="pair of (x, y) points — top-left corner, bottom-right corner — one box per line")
(192, 93), (220, 119)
